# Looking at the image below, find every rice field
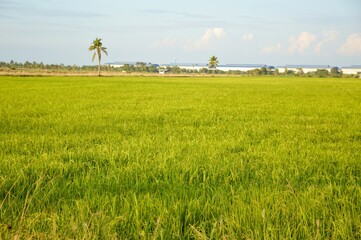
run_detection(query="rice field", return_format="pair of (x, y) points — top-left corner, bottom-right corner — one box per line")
(0, 76), (360, 239)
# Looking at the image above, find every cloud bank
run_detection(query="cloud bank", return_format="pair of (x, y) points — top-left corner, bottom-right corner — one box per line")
(314, 30), (339, 53)
(337, 33), (361, 55)
(185, 28), (225, 50)
(288, 32), (316, 53)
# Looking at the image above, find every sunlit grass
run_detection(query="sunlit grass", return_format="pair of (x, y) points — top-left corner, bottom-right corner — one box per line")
(0, 76), (360, 239)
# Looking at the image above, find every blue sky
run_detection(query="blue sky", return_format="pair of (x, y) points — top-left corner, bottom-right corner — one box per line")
(1, 0), (360, 66)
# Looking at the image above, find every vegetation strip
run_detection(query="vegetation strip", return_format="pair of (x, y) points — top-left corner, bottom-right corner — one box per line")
(0, 76), (360, 239)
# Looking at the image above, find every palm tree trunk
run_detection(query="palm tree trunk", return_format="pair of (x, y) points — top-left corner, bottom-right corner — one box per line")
(97, 49), (101, 76)
(98, 58), (100, 76)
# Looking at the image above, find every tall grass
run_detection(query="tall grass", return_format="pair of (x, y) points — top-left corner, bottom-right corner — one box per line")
(0, 76), (360, 239)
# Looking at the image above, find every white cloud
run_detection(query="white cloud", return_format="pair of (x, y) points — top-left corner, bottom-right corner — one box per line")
(337, 33), (361, 55)
(314, 30), (339, 53)
(288, 32), (316, 53)
(242, 33), (254, 41)
(261, 43), (282, 54)
(211, 28), (226, 39)
(152, 37), (177, 47)
(185, 28), (225, 50)
(200, 28), (225, 43)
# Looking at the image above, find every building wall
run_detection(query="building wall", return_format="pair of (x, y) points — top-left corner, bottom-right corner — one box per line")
(341, 68), (361, 75)
(108, 62), (361, 75)
(277, 67), (333, 73)
(174, 66), (206, 71)
(217, 67), (262, 72)
(109, 64), (123, 68)
(176, 65), (266, 72)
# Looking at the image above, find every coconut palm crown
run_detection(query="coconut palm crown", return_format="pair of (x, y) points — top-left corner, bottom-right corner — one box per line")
(208, 55), (219, 70)
(88, 38), (108, 76)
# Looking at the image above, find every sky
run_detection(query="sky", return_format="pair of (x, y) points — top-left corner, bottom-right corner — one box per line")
(1, 0), (360, 66)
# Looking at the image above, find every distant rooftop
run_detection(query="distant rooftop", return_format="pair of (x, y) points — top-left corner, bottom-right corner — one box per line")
(222, 64), (267, 68)
(107, 61), (361, 70)
(342, 65), (361, 69)
(164, 63), (208, 67)
(107, 61), (153, 65)
(279, 65), (335, 68)
(162, 63), (270, 68)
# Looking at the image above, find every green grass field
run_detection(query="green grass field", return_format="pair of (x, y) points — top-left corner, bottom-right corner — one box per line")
(0, 76), (360, 239)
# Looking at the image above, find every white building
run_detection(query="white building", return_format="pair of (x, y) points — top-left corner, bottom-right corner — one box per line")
(276, 65), (361, 76)
(107, 61), (361, 76)
(340, 66), (361, 75)
(164, 63), (271, 72)
(218, 64), (269, 72)
(276, 65), (334, 73)
(108, 61), (137, 68)
(107, 61), (158, 68)
(160, 63), (208, 71)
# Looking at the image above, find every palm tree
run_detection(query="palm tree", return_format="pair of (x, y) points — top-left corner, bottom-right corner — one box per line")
(88, 38), (108, 76)
(208, 55), (219, 74)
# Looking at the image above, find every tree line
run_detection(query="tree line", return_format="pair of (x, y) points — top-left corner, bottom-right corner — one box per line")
(1, 60), (358, 78)
(0, 60), (99, 71)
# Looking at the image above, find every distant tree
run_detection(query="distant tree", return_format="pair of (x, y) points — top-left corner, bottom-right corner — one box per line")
(122, 64), (136, 73)
(134, 62), (146, 72)
(274, 68), (280, 76)
(330, 67), (342, 77)
(229, 70), (242, 75)
(199, 68), (209, 74)
(305, 71), (314, 77)
(208, 56), (219, 74)
(136, 62), (146, 66)
(260, 67), (268, 75)
(88, 38), (108, 76)
(246, 69), (261, 76)
(296, 68), (304, 76)
(170, 66), (182, 74)
(148, 65), (158, 73)
(252, 68), (261, 76)
(284, 68), (295, 76)
(24, 61), (31, 68)
(315, 69), (329, 78)
(287, 70), (295, 75)
(283, 68), (288, 76)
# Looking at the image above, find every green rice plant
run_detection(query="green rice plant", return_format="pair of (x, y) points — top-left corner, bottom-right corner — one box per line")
(0, 76), (360, 239)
